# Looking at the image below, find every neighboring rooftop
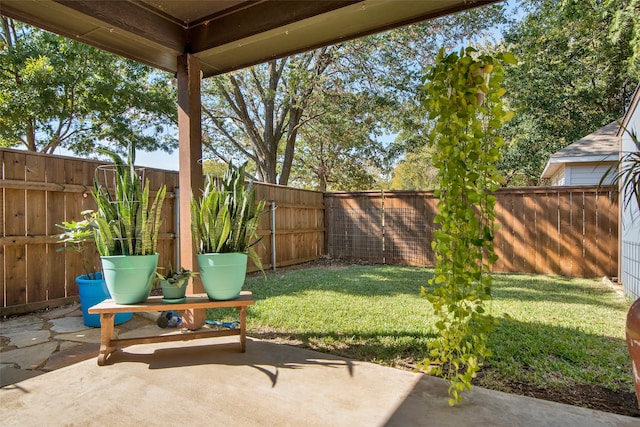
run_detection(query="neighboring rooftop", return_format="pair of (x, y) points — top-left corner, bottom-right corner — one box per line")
(540, 121), (620, 179)
(551, 121), (620, 159)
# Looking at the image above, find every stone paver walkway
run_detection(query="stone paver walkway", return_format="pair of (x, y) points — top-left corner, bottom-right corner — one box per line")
(0, 303), (157, 387)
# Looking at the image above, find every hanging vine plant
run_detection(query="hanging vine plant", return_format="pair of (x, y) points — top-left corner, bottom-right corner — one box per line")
(419, 47), (515, 405)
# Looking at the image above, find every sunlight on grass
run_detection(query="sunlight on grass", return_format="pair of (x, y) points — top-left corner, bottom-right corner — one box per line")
(206, 264), (633, 392)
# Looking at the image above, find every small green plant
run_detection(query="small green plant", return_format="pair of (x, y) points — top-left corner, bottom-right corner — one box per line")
(419, 47), (515, 405)
(92, 144), (166, 256)
(56, 210), (100, 279)
(191, 162), (266, 271)
(155, 264), (198, 288)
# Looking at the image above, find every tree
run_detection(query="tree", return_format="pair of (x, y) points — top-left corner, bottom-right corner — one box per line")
(201, 48), (334, 185)
(390, 145), (440, 190)
(0, 18), (176, 155)
(290, 90), (388, 191)
(200, 5), (507, 186)
(497, 0), (639, 185)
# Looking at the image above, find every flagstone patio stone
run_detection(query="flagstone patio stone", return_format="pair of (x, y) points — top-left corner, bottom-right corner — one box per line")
(53, 328), (102, 344)
(0, 341), (58, 370)
(49, 316), (91, 333)
(42, 342), (99, 371)
(0, 316), (44, 334)
(4, 330), (51, 348)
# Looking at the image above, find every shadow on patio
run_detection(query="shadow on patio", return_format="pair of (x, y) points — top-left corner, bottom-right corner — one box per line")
(1, 336), (637, 427)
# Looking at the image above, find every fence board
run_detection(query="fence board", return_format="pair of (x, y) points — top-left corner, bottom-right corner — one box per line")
(599, 191), (618, 275)
(64, 160), (85, 296)
(5, 246), (27, 306)
(583, 192), (598, 276)
(512, 193), (526, 273)
(547, 192), (561, 274)
(25, 155), (48, 302)
(46, 156), (67, 299)
(571, 191), (586, 277)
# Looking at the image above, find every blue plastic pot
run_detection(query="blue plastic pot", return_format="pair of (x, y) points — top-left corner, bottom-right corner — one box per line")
(76, 273), (132, 327)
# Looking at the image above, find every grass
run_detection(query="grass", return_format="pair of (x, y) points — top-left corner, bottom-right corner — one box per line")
(206, 264), (634, 393)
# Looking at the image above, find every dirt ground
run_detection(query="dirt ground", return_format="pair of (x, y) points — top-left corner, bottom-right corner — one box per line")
(494, 380), (640, 418)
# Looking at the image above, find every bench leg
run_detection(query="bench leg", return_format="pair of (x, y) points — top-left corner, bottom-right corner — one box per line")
(97, 313), (116, 366)
(240, 306), (247, 352)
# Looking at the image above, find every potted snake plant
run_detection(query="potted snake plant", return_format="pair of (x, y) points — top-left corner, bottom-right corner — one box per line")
(57, 210), (132, 326)
(92, 144), (166, 304)
(191, 162), (265, 300)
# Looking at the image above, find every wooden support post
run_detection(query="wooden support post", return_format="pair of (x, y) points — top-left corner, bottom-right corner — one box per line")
(177, 53), (205, 330)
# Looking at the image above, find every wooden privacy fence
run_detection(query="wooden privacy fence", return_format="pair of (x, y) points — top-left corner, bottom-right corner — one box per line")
(0, 146), (619, 315)
(325, 186), (618, 278)
(1, 148), (324, 315)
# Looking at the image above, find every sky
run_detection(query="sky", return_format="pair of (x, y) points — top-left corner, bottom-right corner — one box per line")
(136, 148), (180, 171)
(54, 145), (180, 171)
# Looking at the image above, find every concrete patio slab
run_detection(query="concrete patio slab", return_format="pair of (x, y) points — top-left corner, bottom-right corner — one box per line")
(0, 337), (637, 427)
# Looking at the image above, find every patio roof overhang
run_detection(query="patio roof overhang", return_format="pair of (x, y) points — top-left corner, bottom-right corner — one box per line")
(0, 0), (500, 78)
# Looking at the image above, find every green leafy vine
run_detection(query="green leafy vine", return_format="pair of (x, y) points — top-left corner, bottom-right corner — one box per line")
(419, 47), (515, 405)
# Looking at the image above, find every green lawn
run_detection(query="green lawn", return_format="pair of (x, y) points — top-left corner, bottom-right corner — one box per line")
(206, 264), (633, 394)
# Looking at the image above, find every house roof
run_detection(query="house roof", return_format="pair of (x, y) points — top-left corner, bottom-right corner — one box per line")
(0, 0), (500, 78)
(540, 122), (620, 179)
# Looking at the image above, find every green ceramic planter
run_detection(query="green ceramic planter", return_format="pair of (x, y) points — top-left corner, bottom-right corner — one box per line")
(101, 254), (158, 304)
(197, 253), (247, 300)
(159, 278), (188, 300)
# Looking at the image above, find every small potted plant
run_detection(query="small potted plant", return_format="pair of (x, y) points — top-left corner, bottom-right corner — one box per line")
(57, 210), (132, 326)
(155, 264), (198, 303)
(191, 162), (265, 300)
(92, 143), (166, 304)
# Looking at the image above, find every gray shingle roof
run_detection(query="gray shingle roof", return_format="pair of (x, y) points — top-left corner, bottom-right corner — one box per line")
(550, 122), (620, 159)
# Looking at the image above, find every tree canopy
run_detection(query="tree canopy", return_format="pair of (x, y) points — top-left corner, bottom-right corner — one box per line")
(200, 5), (507, 187)
(0, 17), (176, 155)
(5, 2), (636, 190)
(496, 0), (639, 185)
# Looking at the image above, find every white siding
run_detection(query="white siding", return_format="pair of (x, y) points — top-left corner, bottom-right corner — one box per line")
(550, 165), (565, 186)
(565, 162), (616, 186)
(621, 108), (640, 299)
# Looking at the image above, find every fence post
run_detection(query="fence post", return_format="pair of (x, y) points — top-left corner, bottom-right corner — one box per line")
(270, 200), (276, 272)
(381, 189), (385, 263)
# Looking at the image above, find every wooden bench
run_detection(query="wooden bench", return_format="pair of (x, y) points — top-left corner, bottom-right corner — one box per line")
(88, 291), (254, 365)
